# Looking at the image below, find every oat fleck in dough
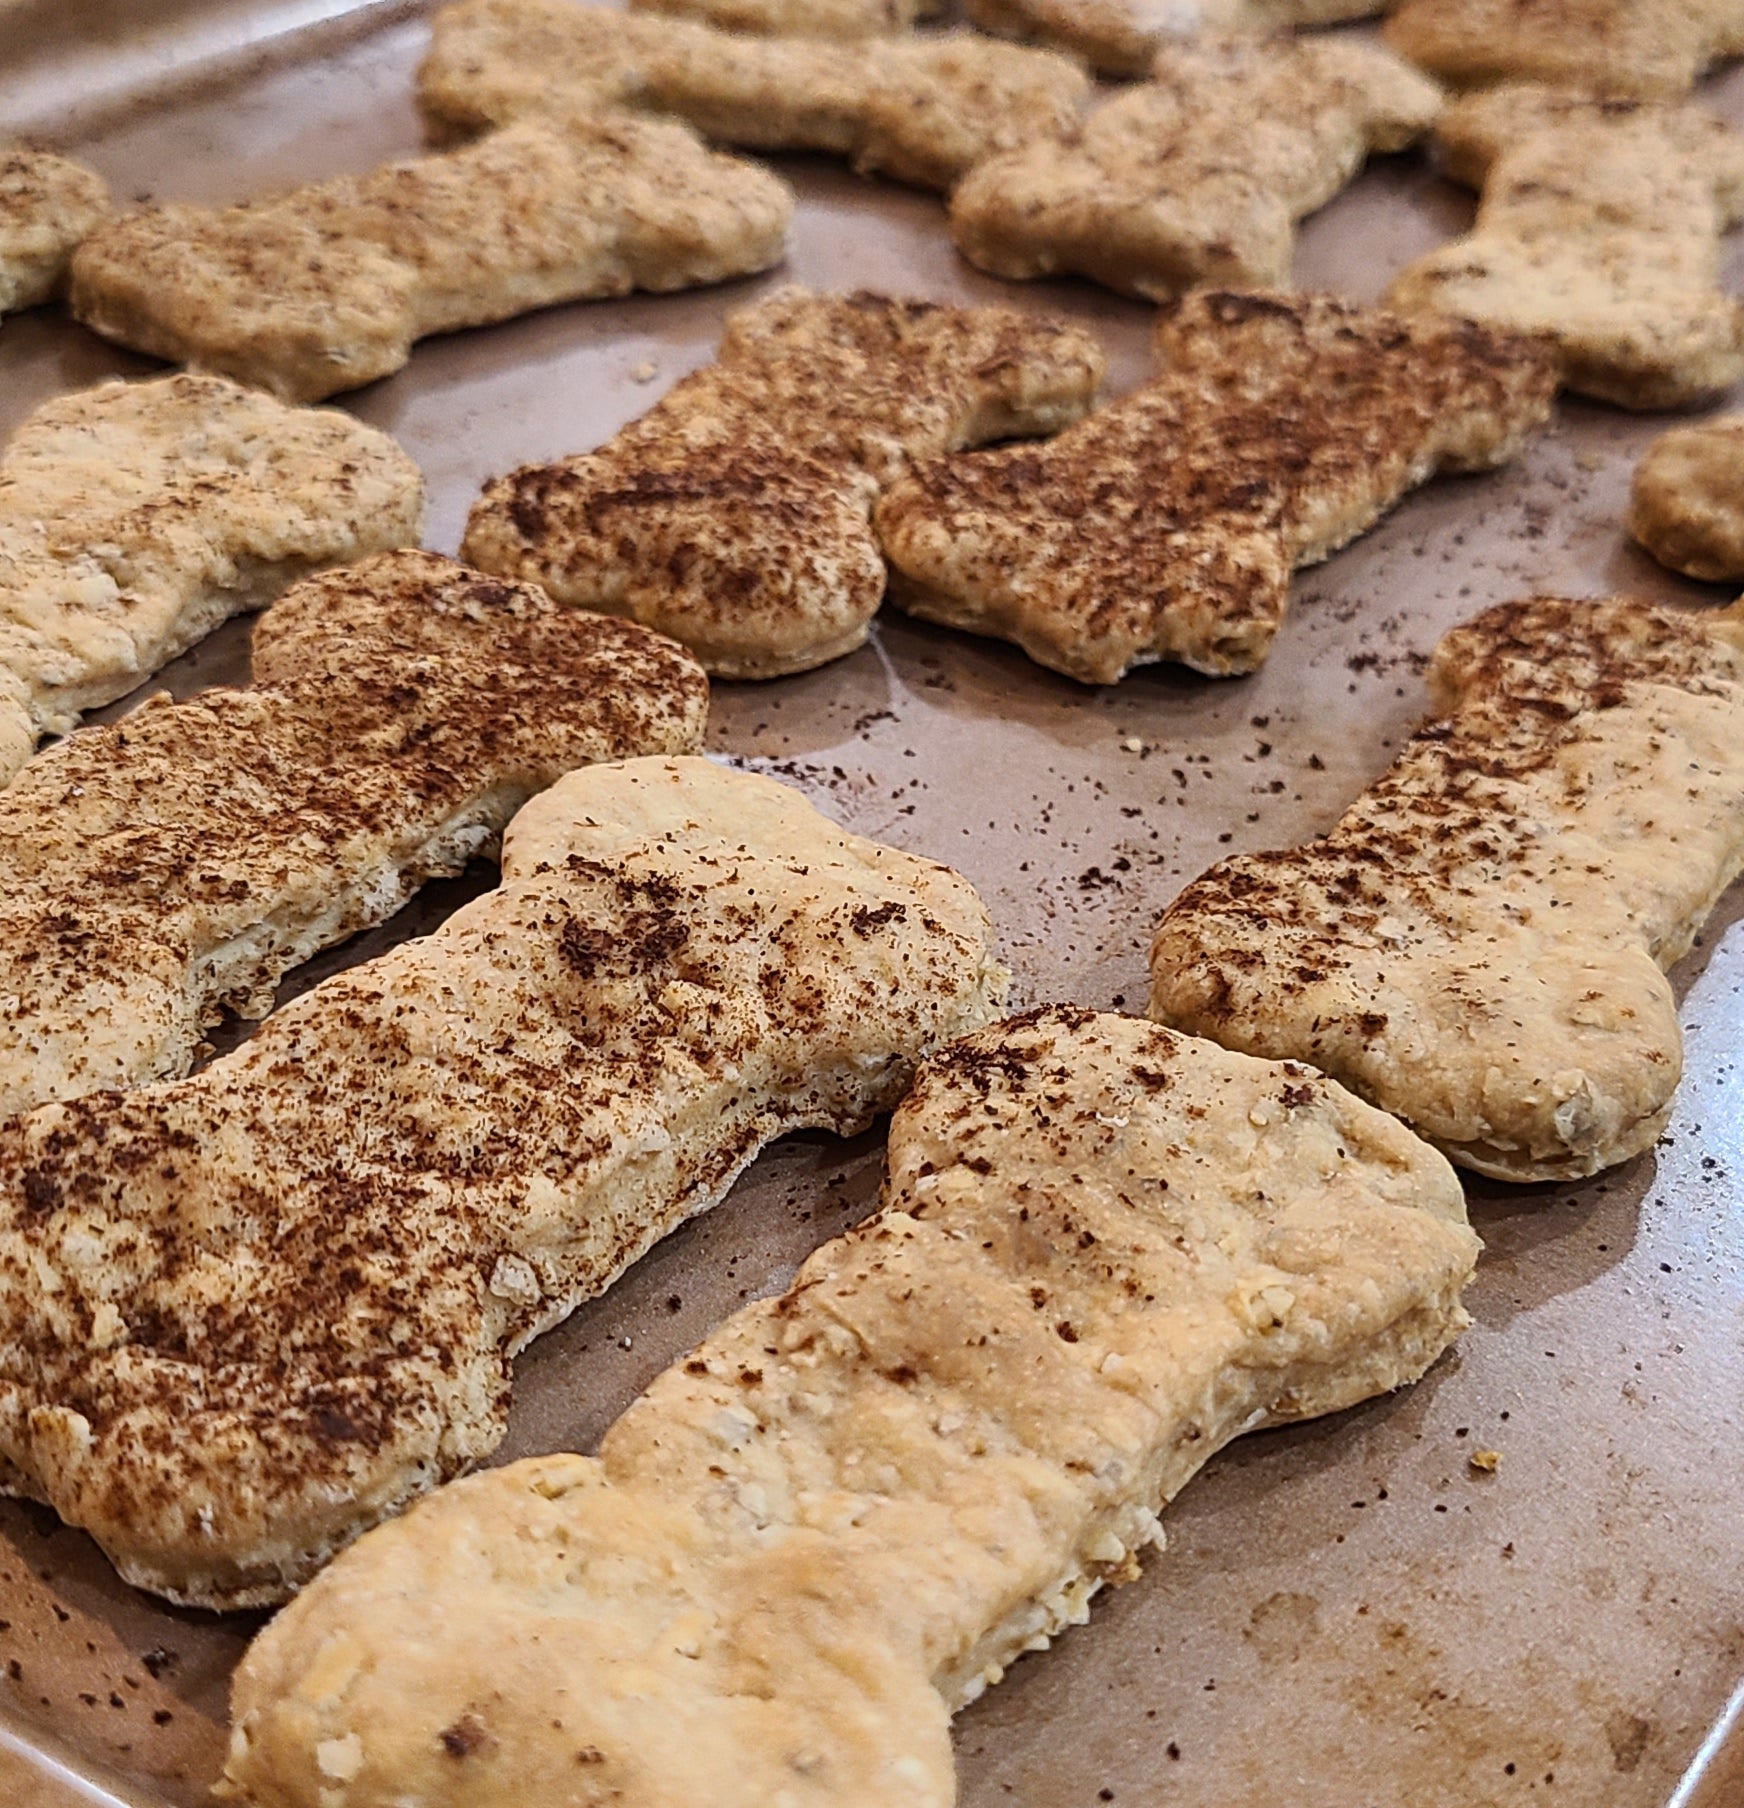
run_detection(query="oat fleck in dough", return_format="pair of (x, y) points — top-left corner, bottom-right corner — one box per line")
(0, 373), (423, 786)
(419, 0), (1089, 193)
(0, 757), (1007, 1608)
(0, 146), (110, 316)
(217, 1007), (1477, 1808)
(464, 287), (1106, 677)
(630, 0), (939, 40)
(68, 117), (792, 403)
(1629, 415), (1744, 581)
(967, 0), (1391, 80)
(0, 549), (708, 1122)
(1151, 595), (1744, 1182)
(1388, 86), (1744, 410)
(1386, 0), (1744, 100)
(875, 291), (1554, 685)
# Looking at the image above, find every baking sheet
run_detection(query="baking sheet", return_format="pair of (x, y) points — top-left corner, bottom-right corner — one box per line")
(1, 9), (1742, 1804)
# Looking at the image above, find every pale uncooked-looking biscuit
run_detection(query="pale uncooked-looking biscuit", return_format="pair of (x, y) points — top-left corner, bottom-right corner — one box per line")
(0, 146), (109, 316)
(631, 0), (939, 39)
(1628, 415), (1744, 581)
(1386, 0), (1744, 100)
(419, 0), (1089, 193)
(1150, 594), (1744, 1181)
(1388, 85), (1744, 410)
(0, 549), (708, 1122)
(0, 373), (423, 785)
(217, 1006), (1477, 1808)
(68, 116), (792, 402)
(967, 0), (1391, 79)
(952, 37), (1439, 300)
(464, 286), (1105, 677)
(0, 756), (1006, 1607)
(875, 290), (1555, 684)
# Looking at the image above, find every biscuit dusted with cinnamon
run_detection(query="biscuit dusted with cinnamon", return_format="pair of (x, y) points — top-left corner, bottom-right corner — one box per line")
(630, 0), (937, 38)
(967, 0), (1390, 79)
(1629, 415), (1744, 581)
(1388, 86), (1744, 409)
(218, 1007), (1477, 1808)
(0, 550), (708, 1122)
(1150, 595), (1744, 1181)
(68, 116), (792, 402)
(0, 756), (1006, 1607)
(0, 146), (110, 315)
(464, 287), (1105, 677)
(951, 38), (1441, 299)
(419, 0), (1089, 193)
(1386, 0), (1744, 100)
(0, 374), (423, 787)
(875, 291), (1555, 685)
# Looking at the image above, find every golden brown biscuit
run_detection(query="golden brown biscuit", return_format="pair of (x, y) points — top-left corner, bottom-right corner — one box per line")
(1389, 85), (1744, 410)
(1628, 415), (1744, 581)
(951, 37), (1441, 298)
(463, 286), (1105, 677)
(0, 549), (708, 1121)
(1150, 594), (1744, 1181)
(218, 1006), (1477, 1808)
(68, 116), (792, 402)
(0, 756), (1006, 1607)
(419, 0), (1089, 193)
(875, 290), (1555, 684)
(1386, 0), (1744, 100)
(0, 373), (423, 785)
(631, 0), (939, 39)
(0, 145), (109, 315)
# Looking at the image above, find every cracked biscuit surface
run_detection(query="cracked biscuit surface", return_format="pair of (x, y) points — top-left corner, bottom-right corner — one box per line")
(1386, 0), (1744, 100)
(0, 373), (423, 786)
(68, 116), (792, 402)
(1149, 594), (1744, 1181)
(1628, 415), (1744, 581)
(218, 1006), (1476, 1808)
(0, 548), (708, 1121)
(630, 0), (938, 38)
(464, 286), (1105, 677)
(0, 146), (110, 315)
(0, 756), (1006, 1607)
(419, 0), (1089, 193)
(875, 290), (1555, 685)
(1388, 86), (1744, 409)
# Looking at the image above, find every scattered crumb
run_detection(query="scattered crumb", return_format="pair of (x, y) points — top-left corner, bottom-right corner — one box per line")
(1469, 1449), (1502, 1474)
(631, 359), (659, 384)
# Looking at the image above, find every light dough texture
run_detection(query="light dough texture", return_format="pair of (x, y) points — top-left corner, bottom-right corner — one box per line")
(951, 37), (1441, 298)
(1150, 594), (1744, 1182)
(1386, 0), (1744, 99)
(967, 0), (1391, 79)
(876, 290), (1555, 685)
(420, 0), (1090, 193)
(1389, 86), (1744, 410)
(68, 117), (792, 403)
(0, 373), (423, 786)
(0, 145), (110, 315)
(0, 548), (709, 1122)
(1628, 415), (1744, 581)
(0, 756), (1006, 1607)
(630, 0), (937, 39)
(464, 286), (1105, 677)
(218, 1006), (1477, 1808)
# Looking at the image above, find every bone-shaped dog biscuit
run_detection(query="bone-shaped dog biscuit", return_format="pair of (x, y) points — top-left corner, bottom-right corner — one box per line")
(1629, 415), (1744, 581)
(0, 548), (708, 1122)
(463, 286), (1106, 677)
(1388, 86), (1744, 410)
(0, 756), (1007, 1607)
(217, 1006), (1477, 1808)
(1386, 0), (1744, 100)
(875, 290), (1555, 685)
(1150, 594), (1744, 1181)
(419, 0), (1089, 193)
(0, 374), (423, 786)
(68, 116), (792, 402)
(0, 146), (110, 316)
(950, 37), (1441, 299)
